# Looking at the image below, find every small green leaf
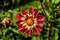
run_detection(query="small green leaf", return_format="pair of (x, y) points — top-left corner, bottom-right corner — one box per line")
(16, 0), (20, 4)
(20, 1), (41, 10)
(9, 27), (20, 34)
(2, 29), (8, 36)
(32, 36), (37, 40)
(44, 10), (51, 20)
(4, 2), (9, 6)
(55, 0), (60, 4)
(51, 0), (60, 4)
(12, 0), (15, 3)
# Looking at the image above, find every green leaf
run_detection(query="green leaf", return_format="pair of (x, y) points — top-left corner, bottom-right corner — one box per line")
(4, 11), (10, 17)
(16, 0), (20, 4)
(51, 0), (60, 4)
(57, 18), (60, 22)
(2, 29), (9, 36)
(2, 36), (10, 40)
(32, 36), (37, 40)
(12, 0), (15, 3)
(4, 2), (9, 6)
(44, 10), (51, 20)
(9, 27), (20, 34)
(55, 0), (60, 4)
(20, 1), (41, 10)
(51, 28), (58, 40)
(8, 10), (18, 14)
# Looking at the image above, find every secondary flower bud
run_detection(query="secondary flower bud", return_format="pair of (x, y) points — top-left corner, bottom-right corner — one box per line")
(1, 18), (12, 28)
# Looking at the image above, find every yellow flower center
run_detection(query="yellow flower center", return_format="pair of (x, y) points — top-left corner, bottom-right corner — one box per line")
(26, 18), (34, 26)
(24, 16), (34, 26)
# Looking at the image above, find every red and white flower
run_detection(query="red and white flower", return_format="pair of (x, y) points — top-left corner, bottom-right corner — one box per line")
(2, 18), (12, 27)
(16, 7), (44, 36)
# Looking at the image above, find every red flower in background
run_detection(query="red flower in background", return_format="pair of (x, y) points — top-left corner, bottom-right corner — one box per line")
(16, 7), (44, 36)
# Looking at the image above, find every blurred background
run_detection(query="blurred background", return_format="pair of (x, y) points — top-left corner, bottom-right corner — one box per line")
(0, 0), (60, 40)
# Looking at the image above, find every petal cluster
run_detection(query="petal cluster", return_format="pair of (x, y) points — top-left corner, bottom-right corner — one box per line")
(16, 7), (44, 36)
(2, 18), (11, 27)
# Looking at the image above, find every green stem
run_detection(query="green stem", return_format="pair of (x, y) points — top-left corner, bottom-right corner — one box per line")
(48, 23), (51, 40)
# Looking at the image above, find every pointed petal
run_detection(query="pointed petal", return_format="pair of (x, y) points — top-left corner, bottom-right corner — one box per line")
(34, 10), (40, 17)
(29, 7), (34, 14)
(37, 27), (42, 31)
(33, 28), (38, 35)
(16, 14), (22, 19)
(27, 30), (31, 37)
(37, 21), (44, 26)
(22, 29), (27, 33)
(2, 21), (6, 27)
(16, 21), (20, 25)
(37, 15), (44, 21)
(5, 20), (9, 24)
(16, 14), (25, 21)
(21, 10), (26, 15)
(18, 25), (25, 30)
(16, 21), (24, 26)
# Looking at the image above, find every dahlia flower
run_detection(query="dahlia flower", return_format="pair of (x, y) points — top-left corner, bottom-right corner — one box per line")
(16, 7), (44, 36)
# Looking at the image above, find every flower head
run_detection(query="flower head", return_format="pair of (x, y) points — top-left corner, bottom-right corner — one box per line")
(16, 7), (44, 36)
(1, 17), (12, 28)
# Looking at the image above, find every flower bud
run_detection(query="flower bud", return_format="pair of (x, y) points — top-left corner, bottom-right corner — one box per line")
(1, 18), (12, 28)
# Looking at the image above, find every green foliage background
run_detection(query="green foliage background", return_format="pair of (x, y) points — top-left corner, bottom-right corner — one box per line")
(0, 0), (60, 40)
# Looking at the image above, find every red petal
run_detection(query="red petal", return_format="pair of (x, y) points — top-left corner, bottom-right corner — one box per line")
(22, 29), (27, 33)
(16, 21), (20, 25)
(16, 14), (22, 19)
(29, 7), (34, 14)
(27, 30), (31, 37)
(34, 10), (40, 17)
(33, 28), (38, 35)
(37, 27), (42, 31)
(37, 15), (44, 21)
(21, 10), (26, 15)
(18, 25), (25, 30)
(16, 21), (23, 26)
(37, 21), (44, 26)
